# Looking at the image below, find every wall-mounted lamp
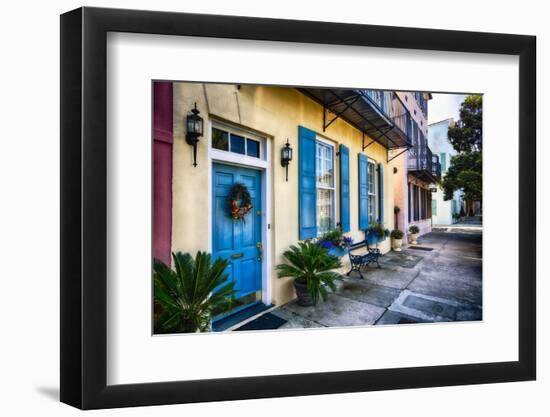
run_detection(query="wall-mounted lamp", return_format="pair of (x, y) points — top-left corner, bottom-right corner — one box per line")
(185, 103), (204, 167)
(280, 139), (293, 182)
(429, 187), (437, 193)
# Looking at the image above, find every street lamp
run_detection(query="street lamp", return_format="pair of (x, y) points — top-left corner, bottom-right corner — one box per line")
(185, 103), (204, 167)
(280, 139), (293, 182)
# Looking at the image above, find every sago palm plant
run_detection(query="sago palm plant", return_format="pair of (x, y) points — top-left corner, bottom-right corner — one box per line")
(276, 241), (342, 306)
(153, 251), (236, 333)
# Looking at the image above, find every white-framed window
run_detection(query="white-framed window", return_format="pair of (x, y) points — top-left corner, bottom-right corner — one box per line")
(211, 123), (264, 160)
(367, 160), (377, 224)
(315, 138), (335, 236)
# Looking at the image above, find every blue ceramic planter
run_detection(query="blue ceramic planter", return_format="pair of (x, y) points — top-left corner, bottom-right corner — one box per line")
(366, 233), (386, 246)
(327, 246), (348, 257)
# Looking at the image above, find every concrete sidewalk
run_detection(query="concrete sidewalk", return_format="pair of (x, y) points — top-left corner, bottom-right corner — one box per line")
(433, 216), (483, 232)
(269, 228), (482, 329)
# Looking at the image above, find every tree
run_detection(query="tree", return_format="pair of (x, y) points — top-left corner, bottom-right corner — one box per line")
(441, 95), (482, 216)
(441, 152), (482, 207)
(447, 95), (482, 152)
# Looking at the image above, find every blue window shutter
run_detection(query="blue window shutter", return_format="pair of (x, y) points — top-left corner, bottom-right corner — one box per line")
(378, 162), (384, 225)
(339, 144), (350, 232)
(298, 126), (317, 239)
(358, 154), (369, 230)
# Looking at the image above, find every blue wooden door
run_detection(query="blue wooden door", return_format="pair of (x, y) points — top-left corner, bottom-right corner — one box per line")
(212, 163), (262, 300)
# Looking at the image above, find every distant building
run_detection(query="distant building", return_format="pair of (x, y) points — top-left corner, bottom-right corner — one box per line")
(390, 92), (441, 238)
(428, 118), (463, 225)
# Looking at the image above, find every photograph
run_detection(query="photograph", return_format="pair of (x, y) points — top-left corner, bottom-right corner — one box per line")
(152, 82), (483, 334)
(0, 0), (542, 413)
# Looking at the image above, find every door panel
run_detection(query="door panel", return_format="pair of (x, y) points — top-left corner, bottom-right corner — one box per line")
(214, 195), (233, 251)
(212, 163), (262, 301)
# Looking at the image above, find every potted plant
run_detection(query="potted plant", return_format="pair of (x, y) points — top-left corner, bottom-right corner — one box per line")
(276, 241), (342, 306)
(316, 229), (353, 257)
(390, 229), (404, 251)
(366, 222), (388, 246)
(153, 251), (236, 333)
(409, 225), (420, 244)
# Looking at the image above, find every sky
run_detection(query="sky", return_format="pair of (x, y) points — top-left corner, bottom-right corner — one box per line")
(428, 93), (467, 125)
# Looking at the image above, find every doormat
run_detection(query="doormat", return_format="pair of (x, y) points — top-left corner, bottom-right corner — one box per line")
(212, 303), (271, 332)
(409, 246), (434, 251)
(235, 312), (287, 331)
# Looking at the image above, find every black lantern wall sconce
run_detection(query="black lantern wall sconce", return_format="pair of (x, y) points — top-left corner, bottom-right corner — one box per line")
(185, 103), (204, 167)
(280, 139), (293, 182)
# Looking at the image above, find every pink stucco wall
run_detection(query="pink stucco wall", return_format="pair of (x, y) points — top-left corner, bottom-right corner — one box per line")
(153, 82), (173, 266)
(392, 92), (432, 240)
(391, 152), (406, 231)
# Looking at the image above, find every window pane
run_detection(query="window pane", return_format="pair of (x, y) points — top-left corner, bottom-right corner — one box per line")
(246, 138), (260, 158)
(316, 142), (334, 187)
(369, 195), (376, 224)
(315, 140), (335, 236)
(368, 162), (375, 193)
(440, 152), (447, 172)
(367, 161), (376, 224)
(230, 134), (245, 154)
(212, 128), (229, 151)
(317, 189), (334, 236)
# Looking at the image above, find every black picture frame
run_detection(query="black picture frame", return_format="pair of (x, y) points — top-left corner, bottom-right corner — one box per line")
(60, 6), (536, 410)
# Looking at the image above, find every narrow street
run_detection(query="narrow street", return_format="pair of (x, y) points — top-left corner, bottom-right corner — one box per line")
(271, 225), (482, 328)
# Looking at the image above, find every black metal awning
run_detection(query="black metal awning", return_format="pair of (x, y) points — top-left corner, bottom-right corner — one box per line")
(298, 88), (412, 150)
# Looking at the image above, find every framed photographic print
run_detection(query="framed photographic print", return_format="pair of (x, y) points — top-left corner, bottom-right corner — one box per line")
(60, 6), (536, 410)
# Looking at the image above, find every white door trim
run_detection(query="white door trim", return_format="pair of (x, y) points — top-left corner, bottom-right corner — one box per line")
(207, 120), (273, 306)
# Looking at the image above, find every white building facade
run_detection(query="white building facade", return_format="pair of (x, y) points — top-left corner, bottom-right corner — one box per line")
(428, 118), (463, 225)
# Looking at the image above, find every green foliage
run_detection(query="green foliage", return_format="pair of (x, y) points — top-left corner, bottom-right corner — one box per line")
(443, 95), (482, 208)
(319, 229), (343, 245)
(276, 241), (342, 305)
(368, 222), (386, 238)
(390, 229), (404, 239)
(317, 229), (353, 250)
(153, 251), (236, 334)
(409, 225), (420, 234)
(448, 95), (482, 153)
(441, 152), (482, 203)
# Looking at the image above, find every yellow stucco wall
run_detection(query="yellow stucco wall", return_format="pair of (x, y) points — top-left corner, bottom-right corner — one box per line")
(171, 82), (394, 306)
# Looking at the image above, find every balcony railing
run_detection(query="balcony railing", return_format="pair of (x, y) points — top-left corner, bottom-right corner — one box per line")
(362, 90), (413, 146)
(298, 87), (414, 149)
(408, 128), (441, 182)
